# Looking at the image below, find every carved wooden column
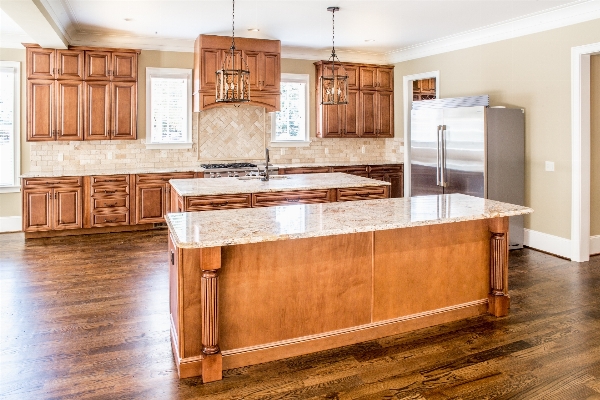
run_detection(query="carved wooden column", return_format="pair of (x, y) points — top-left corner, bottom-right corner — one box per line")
(488, 217), (510, 317)
(200, 247), (222, 383)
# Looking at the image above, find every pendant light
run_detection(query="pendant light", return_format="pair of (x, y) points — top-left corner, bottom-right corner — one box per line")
(320, 6), (348, 105)
(216, 0), (250, 104)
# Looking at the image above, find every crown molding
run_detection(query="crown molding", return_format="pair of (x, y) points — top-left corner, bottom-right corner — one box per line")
(281, 46), (387, 64)
(386, 0), (600, 64)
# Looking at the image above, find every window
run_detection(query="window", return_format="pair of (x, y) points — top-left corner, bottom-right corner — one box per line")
(146, 67), (192, 149)
(0, 61), (20, 193)
(271, 73), (310, 146)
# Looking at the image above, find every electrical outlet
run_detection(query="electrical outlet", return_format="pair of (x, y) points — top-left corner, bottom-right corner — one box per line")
(107, 151), (113, 160)
(545, 161), (554, 171)
(325, 148), (329, 155)
(280, 148), (285, 156)
(57, 153), (63, 161)
(361, 146), (365, 154)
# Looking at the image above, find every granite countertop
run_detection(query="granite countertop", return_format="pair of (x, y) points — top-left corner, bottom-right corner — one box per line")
(169, 173), (391, 196)
(165, 193), (534, 249)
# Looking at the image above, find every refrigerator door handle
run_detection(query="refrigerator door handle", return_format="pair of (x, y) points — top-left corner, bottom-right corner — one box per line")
(436, 125), (442, 186)
(441, 125), (447, 188)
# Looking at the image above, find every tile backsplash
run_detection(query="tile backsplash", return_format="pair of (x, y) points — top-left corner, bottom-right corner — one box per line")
(28, 105), (404, 175)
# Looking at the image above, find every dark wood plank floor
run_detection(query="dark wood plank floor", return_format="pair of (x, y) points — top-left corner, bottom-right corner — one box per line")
(1, 230), (599, 399)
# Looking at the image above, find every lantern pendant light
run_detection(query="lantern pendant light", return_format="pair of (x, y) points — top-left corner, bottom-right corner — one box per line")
(216, 0), (250, 104)
(320, 6), (348, 105)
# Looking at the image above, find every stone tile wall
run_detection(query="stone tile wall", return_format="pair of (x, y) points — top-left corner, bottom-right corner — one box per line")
(28, 105), (403, 174)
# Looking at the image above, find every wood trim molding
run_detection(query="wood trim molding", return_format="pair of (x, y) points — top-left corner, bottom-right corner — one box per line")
(199, 247), (222, 383)
(402, 70), (440, 197)
(571, 41), (600, 262)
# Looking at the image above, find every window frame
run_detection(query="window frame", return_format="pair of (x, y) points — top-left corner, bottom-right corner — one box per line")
(145, 67), (193, 149)
(270, 73), (310, 147)
(0, 61), (21, 193)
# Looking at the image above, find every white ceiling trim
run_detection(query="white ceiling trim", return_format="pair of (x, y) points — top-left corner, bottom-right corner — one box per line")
(281, 46), (388, 65)
(386, 0), (600, 64)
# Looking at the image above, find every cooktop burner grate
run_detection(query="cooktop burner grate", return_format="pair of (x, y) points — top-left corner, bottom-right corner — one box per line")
(200, 163), (257, 169)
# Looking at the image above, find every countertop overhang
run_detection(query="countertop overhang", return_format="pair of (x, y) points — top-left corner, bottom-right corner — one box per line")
(169, 173), (390, 196)
(166, 193), (533, 249)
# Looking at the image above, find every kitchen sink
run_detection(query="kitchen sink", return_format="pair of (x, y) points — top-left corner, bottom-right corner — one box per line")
(237, 175), (288, 180)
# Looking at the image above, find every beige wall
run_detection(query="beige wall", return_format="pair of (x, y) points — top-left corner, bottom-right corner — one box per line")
(394, 18), (600, 240)
(0, 48), (26, 217)
(592, 54), (600, 236)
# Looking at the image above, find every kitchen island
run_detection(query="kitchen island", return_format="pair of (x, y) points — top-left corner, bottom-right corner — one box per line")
(169, 172), (391, 212)
(165, 194), (533, 381)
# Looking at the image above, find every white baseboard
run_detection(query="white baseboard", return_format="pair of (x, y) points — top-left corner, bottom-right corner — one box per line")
(591, 235), (600, 256)
(0, 216), (22, 233)
(524, 229), (572, 259)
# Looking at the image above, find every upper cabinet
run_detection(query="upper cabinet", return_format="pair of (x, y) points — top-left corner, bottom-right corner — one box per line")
(25, 45), (139, 142)
(193, 35), (281, 112)
(315, 61), (394, 138)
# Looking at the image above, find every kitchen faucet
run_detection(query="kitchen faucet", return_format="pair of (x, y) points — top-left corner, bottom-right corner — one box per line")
(261, 148), (270, 181)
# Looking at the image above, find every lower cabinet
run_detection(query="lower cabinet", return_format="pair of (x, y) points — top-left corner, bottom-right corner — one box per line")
(86, 174), (131, 228)
(135, 173), (195, 224)
(22, 177), (83, 231)
(368, 165), (404, 198)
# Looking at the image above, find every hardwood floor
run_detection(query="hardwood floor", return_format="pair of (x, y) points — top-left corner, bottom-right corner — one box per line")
(1, 230), (599, 399)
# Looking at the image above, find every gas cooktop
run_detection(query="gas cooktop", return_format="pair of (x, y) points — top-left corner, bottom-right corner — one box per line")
(200, 163), (257, 169)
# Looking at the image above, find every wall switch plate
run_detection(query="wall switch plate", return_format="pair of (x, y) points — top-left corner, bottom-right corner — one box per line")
(325, 148), (329, 155)
(57, 153), (63, 161)
(545, 161), (554, 171)
(280, 148), (285, 156)
(361, 146), (366, 154)
(107, 152), (113, 160)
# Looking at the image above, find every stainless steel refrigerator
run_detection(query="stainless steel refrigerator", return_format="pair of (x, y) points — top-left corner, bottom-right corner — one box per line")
(410, 95), (525, 249)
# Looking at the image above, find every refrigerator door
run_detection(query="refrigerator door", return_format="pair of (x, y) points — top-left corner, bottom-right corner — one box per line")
(442, 106), (486, 197)
(410, 108), (443, 196)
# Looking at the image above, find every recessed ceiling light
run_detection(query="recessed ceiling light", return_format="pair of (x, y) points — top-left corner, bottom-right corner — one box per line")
(248, 28), (260, 32)
(364, 39), (375, 43)
(124, 18), (133, 22)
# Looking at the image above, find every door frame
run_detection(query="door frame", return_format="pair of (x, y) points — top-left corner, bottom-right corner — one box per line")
(571, 42), (600, 262)
(402, 71), (440, 197)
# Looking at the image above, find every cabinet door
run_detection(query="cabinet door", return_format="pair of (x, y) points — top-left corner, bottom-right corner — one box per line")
(85, 51), (111, 80)
(111, 82), (137, 140)
(136, 183), (166, 224)
(200, 49), (221, 90)
(359, 67), (377, 91)
(55, 50), (84, 80)
(261, 52), (280, 91)
(360, 91), (377, 137)
(27, 48), (55, 79)
(322, 104), (342, 137)
(54, 187), (82, 230)
(84, 81), (111, 140)
(343, 65), (359, 90)
(342, 90), (360, 137)
(27, 80), (55, 141)
(56, 80), (84, 141)
(112, 52), (137, 81)
(376, 68), (394, 91)
(377, 92), (394, 137)
(386, 172), (404, 198)
(23, 189), (52, 231)
(243, 50), (261, 92)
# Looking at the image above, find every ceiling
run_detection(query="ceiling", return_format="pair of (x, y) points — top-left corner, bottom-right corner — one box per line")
(1, 0), (599, 63)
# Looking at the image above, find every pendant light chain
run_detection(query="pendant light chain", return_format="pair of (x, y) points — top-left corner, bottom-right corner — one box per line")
(331, 8), (335, 56)
(231, 0), (235, 49)
(320, 6), (348, 105)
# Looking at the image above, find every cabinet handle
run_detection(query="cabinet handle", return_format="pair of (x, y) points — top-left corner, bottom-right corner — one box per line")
(210, 201), (229, 207)
(54, 192), (57, 199)
(104, 218), (116, 223)
(358, 193), (371, 197)
(285, 198), (300, 202)
(106, 203), (117, 207)
(170, 250), (175, 265)
(104, 190), (116, 194)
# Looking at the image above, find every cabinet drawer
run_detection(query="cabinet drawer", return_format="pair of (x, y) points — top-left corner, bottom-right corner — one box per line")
(336, 186), (389, 202)
(186, 194), (251, 211)
(92, 212), (129, 226)
(91, 185), (130, 195)
(23, 177), (82, 188)
(331, 166), (369, 177)
(93, 197), (129, 210)
(91, 175), (130, 186)
(279, 167), (331, 174)
(252, 190), (332, 207)
(368, 165), (403, 174)
(136, 172), (195, 184)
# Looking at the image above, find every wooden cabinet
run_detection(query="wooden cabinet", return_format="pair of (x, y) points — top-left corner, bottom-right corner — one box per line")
(252, 189), (333, 207)
(135, 173), (195, 224)
(413, 78), (436, 101)
(330, 166), (369, 177)
(193, 35), (281, 112)
(278, 166), (332, 174)
(83, 80), (136, 140)
(26, 44), (139, 142)
(185, 194), (252, 211)
(85, 175), (131, 228)
(27, 79), (84, 141)
(316, 61), (394, 138)
(22, 177), (82, 232)
(336, 186), (389, 201)
(27, 47), (84, 80)
(368, 165), (404, 198)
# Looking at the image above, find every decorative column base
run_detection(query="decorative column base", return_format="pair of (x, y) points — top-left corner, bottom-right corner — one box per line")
(200, 247), (222, 383)
(488, 293), (510, 317)
(202, 353), (223, 383)
(488, 217), (510, 318)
